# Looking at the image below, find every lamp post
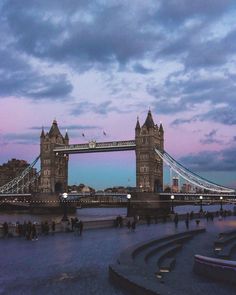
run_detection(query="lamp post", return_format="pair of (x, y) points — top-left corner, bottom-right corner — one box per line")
(171, 195), (175, 214)
(220, 196), (223, 212)
(61, 192), (69, 221)
(199, 195), (203, 213)
(127, 194), (131, 217)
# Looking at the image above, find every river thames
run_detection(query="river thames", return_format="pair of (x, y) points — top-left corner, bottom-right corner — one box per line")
(0, 203), (235, 224)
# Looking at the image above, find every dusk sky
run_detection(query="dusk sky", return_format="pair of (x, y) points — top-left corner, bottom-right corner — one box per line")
(0, 0), (236, 189)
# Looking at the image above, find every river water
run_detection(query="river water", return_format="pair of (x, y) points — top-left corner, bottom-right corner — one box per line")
(0, 203), (235, 224)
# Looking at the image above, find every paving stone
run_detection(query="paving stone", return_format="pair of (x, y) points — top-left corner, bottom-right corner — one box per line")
(0, 217), (235, 294)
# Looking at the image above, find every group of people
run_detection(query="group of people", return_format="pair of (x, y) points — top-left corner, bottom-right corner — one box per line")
(173, 212), (195, 229)
(2, 220), (55, 240)
(126, 219), (136, 231)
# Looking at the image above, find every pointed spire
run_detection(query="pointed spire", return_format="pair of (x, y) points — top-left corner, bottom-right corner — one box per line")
(135, 116), (140, 130)
(40, 126), (45, 138)
(159, 122), (164, 133)
(49, 119), (62, 137)
(65, 129), (69, 141)
(143, 110), (155, 129)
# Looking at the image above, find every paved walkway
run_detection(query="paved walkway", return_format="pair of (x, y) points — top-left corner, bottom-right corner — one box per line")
(0, 216), (236, 295)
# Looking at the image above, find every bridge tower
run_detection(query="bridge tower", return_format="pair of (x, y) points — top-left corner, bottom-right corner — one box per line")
(135, 111), (164, 192)
(39, 120), (69, 194)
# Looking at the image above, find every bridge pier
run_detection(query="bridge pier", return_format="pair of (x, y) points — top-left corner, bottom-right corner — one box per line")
(129, 192), (170, 218)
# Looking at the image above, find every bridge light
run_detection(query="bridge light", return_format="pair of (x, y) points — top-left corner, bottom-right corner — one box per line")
(170, 195), (175, 214)
(62, 192), (68, 199)
(127, 194), (131, 217)
(199, 195), (203, 213)
(61, 192), (68, 222)
(220, 196), (223, 212)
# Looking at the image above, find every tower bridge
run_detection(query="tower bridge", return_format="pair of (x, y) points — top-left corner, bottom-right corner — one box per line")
(38, 110), (165, 195)
(0, 110), (235, 215)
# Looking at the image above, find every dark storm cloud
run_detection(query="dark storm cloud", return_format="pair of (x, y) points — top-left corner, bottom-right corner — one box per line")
(179, 146), (236, 172)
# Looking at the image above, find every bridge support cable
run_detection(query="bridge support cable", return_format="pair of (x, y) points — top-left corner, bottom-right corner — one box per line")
(0, 155), (40, 193)
(155, 149), (235, 193)
(11, 171), (41, 194)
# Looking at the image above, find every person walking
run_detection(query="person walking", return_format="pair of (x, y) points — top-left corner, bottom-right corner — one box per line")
(127, 220), (131, 231)
(131, 220), (136, 232)
(3, 222), (8, 238)
(185, 216), (189, 229)
(31, 223), (38, 241)
(79, 220), (84, 236)
(51, 221), (56, 235)
(174, 213), (179, 228)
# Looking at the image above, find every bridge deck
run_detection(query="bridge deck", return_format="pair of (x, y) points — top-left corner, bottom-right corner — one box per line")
(53, 140), (136, 154)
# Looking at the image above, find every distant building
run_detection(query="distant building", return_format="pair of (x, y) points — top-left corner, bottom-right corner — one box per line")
(181, 183), (192, 193)
(172, 176), (179, 193)
(0, 158), (37, 192)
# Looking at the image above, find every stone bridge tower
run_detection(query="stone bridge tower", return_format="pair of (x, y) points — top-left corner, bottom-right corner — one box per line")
(40, 120), (69, 194)
(135, 111), (164, 192)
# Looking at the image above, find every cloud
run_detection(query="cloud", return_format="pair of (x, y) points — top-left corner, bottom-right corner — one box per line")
(157, 0), (233, 25)
(2, 133), (38, 145)
(171, 118), (196, 126)
(1, 0), (236, 113)
(200, 129), (223, 145)
(0, 49), (73, 101)
(2, 1), (159, 71)
(198, 107), (236, 125)
(171, 105), (236, 126)
(70, 100), (129, 116)
(179, 145), (236, 172)
(132, 63), (153, 74)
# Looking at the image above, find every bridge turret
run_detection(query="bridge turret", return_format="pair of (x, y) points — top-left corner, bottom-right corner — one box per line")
(39, 120), (68, 194)
(135, 110), (163, 193)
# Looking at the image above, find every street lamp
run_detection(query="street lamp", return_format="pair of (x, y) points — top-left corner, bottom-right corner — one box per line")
(127, 194), (131, 217)
(171, 195), (175, 214)
(61, 192), (69, 221)
(220, 196), (223, 212)
(199, 195), (203, 213)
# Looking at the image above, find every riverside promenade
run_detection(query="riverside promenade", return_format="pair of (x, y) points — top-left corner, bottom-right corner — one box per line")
(0, 216), (236, 295)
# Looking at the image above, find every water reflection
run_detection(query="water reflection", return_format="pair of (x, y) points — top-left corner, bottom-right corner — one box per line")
(0, 204), (234, 224)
